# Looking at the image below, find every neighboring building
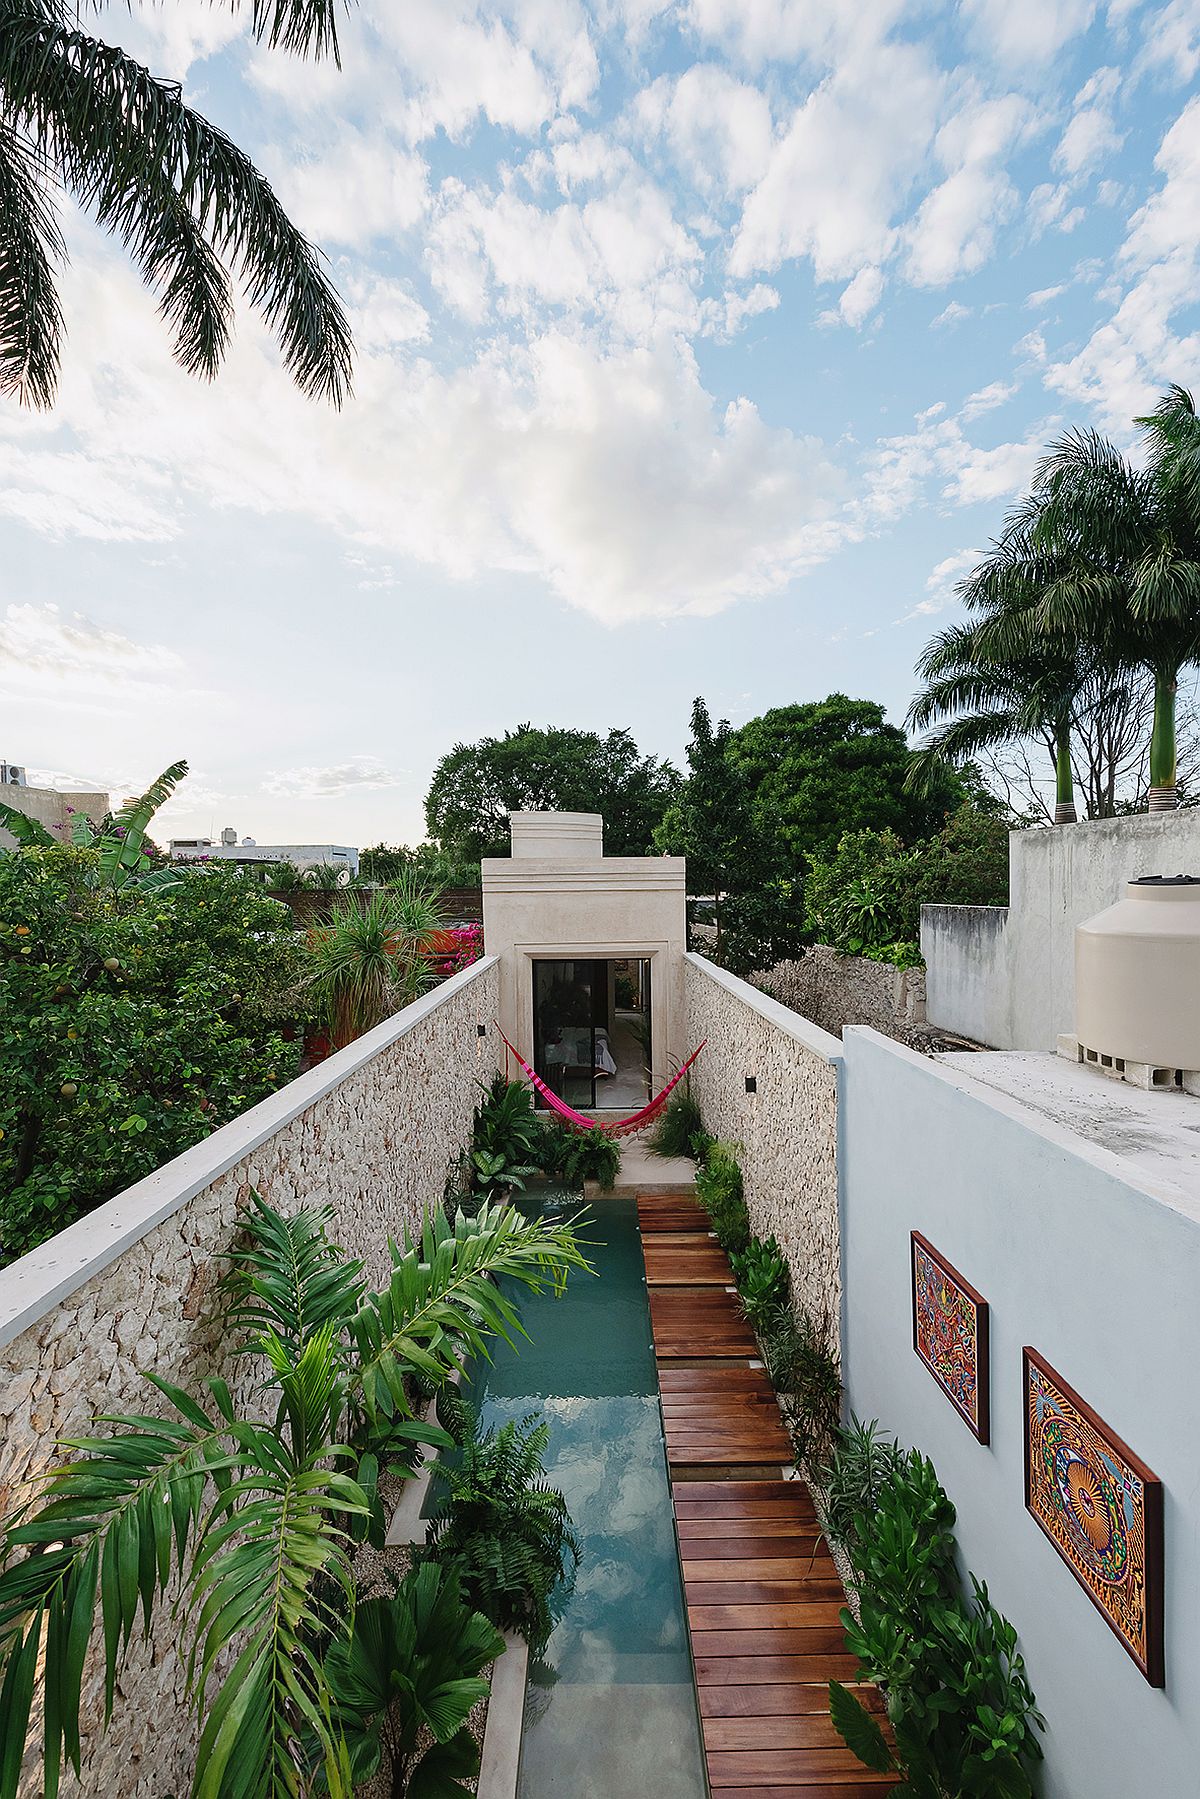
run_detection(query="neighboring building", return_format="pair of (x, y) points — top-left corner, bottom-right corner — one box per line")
(0, 763), (109, 851)
(170, 827), (359, 878)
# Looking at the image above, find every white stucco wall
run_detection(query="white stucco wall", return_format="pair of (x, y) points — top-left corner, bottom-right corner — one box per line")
(921, 811), (1200, 1049)
(684, 954), (843, 1347)
(482, 828), (687, 1093)
(840, 1026), (1200, 1798)
(0, 957), (499, 1797)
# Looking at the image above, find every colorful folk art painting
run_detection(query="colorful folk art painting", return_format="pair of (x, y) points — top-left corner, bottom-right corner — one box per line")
(910, 1233), (989, 1441)
(1024, 1349), (1164, 1685)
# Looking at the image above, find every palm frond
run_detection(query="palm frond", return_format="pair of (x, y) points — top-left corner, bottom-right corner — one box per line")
(0, 1377), (231, 1799)
(224, 1191), (365, 1364)
(349, 1202), (593, 1427)
(0, 10), (352, 405)
(99, 759), (187, 881)
(0, 120), (63, 407)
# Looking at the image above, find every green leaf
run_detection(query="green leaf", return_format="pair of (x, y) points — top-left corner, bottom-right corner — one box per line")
(828, 1681), (894, 1774)
(0, 800), (55, 847)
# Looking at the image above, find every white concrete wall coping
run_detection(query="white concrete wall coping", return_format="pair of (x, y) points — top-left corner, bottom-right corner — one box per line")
(844, 1024), (1200, 1225)
(0, 957), (500, 1352)
(685, 952), (843, 1064)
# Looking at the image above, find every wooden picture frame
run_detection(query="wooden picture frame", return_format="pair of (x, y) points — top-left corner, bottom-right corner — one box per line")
(1023, 1347), (1164, 1686)
(910, 1232), (990, 1443)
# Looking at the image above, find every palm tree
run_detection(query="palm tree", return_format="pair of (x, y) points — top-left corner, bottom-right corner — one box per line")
(304, 885), (444, 1049)
(1023, 404), (1200, 810)
(0, 0), (351, 408)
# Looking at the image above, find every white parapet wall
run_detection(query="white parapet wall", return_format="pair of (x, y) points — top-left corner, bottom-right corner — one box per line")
(0, 955), (500, 1799)
(840, 1026), (1200, 1799)
(683, 953), (843, 1348)
(921, 810), (1200, 1050)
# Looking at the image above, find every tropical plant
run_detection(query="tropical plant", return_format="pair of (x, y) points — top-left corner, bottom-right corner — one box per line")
(0, 850), (303, 1261)
(471, 1147), (539, 1194)
(646, 1081), (704, 1159)
(818, 1417), (905, 1551)
(317, 1562), (503, 1798)
(303, 861), (349, 891)
(0, 1191), (592, 1798)
(826, 1445), (1044, 1797)
(0, 759), (188, 890)
(537, 1122), (621, 1191)
(426, 1412), (580, 1657)
(729, 1234), (789, 1323)
(302, 887), (440, 1050)
(757, 1303), (842, 1470)
(261, 858), (306, 889)
(695, 1140), (750, 1255)
(472, 1074), (546, 1187)
(0, 0), (351, 410)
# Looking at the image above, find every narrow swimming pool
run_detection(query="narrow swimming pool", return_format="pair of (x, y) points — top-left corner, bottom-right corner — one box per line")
(461, 1191), (708, 1798)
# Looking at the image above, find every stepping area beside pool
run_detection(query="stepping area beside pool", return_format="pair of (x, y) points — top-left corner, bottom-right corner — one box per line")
(637, 1192), (898, 1796)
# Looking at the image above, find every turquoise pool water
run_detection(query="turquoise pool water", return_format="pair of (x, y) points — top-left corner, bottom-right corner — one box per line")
(461, 1192), (707, 1798)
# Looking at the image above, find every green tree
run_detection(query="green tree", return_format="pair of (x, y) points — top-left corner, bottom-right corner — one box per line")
(728, 696), (964, 870)
(0, 848), (306, 1260)
(359, 842), (482, 888)
(654, 698), (763, 949)
(0, 0), (351, 408)
(425, 724), (678, 862)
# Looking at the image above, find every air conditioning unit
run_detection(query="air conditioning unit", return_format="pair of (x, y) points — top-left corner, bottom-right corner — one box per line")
(0, 764), (27, 786)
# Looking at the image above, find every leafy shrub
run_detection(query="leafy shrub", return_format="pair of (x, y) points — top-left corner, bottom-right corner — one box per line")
(826, 1443), (1045, 1796)
(318, 1563), (503, 1796)
(0, 849), (304, 1262)
(471, 1074), (545, 1192)
(695, 1140), (750, 1254)
(757, 1302), (841, 1469)
(646, 1082), (704, 1159)
(427, 1413), (580, 1656)
(729, 1233), (788, 1323)
(818, 1416), (904, 1552)
(538, 1122), (621, 1191)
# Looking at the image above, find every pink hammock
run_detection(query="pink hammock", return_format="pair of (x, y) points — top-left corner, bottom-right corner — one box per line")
(494, 1024), (705, 1140)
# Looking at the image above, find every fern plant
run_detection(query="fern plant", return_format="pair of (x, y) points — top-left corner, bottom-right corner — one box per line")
(426, 1413), (580, 1657)
(0, 1192), (592, 1799)
(538, 1122), (621, 1191)
(317, 1562), (503, 1798)
(645, 1082), (704, 1159)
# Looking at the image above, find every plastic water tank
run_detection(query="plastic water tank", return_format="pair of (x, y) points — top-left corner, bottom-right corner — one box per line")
(1075, 876), (1200, 1070)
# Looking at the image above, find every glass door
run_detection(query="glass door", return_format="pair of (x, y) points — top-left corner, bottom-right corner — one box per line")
(532, 960), (600, 1110)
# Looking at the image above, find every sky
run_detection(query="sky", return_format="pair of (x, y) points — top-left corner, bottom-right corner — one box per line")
(4, 0), (1200, 847)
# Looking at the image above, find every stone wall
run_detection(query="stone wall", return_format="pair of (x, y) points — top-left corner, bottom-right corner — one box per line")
(755, 945), (926, 1041)
(683, 954), (842, 1350)
(0, 956), (500, 1799)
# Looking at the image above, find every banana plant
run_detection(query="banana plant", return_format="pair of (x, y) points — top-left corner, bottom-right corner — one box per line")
(0, 1193), (592, 1799)
(0, 761), (188, 892)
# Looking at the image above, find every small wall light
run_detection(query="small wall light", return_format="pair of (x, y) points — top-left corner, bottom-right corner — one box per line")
(477, 1022), (487, 1059)
(744, 1075), (757, 1095)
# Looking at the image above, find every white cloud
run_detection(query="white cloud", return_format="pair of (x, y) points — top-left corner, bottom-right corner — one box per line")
(731, 41), (943, 281)
(961, 378), (1018, 420)
(1136, 0), (1200, 82)
(698, 283), (781, 338)
(961, 0), (1097, 64)
(631, 65), (774, 197)
(1044, 94), (1200, 430)
(262, 758), (403, 797)
(835, 266), (884, 328)
(896, 546), (981, 622)
(5, 245), (846, 626)
(862, 407), (1045, 521)
(905, 95), (1038, 287)
(1052, 68), (1124, 177)
(932, 300), (972, 326)
(1025, 282), (1067, 306)
(269, 133), (429, 247)
(0, 604), (182, 695)
(683, 0), (908, 69)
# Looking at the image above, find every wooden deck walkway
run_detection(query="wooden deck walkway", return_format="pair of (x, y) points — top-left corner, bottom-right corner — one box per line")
(637, 1193), (896, 1797)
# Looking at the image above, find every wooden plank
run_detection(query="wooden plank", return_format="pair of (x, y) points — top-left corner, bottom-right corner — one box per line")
(685, 1580), (847, 1606)
(704, 1713), (854, 1751)
(688, 1602), (846, 1630)
(683, 1558), (839, 1582)
(707, 1749), (894, 1783)
(709, 1785), (897, 1797)
(673, 1494), (816, 1518)
(675, 1479), (803, 1500)
(659, 1368), (764, 1389)
(691, 1629), (851, 1659)
(675, 1520), (825, 1542)
(695, 1650), (861, 1682)
(699, 1684), (884, 1718)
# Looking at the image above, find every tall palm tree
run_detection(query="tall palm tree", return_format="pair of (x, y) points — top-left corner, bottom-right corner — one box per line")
(0, 0), (351, 408)
(1025, 404), (1200, 810)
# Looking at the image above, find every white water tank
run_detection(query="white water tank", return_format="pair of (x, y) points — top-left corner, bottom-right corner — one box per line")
(1075, 876), (1200, 1071)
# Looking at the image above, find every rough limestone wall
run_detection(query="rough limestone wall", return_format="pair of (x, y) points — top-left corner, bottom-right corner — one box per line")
(756, 945), (926, 1040)
(0, 957), (499, 1799)
(683, 955), (842, 1353)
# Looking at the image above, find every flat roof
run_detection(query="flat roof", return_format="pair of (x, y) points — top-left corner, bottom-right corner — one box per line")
(938, 1049), (1200, 1196)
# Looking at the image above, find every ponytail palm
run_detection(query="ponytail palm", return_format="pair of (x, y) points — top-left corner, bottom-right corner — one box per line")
(304, 887), (442, 1049)
(0, 0), (351, 408)
(0, 1192), (592, 1799)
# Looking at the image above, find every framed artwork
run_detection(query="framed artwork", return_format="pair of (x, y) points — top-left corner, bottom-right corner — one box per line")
(1024, 1348), (1164, 1686)
(910, 1232), (990, 1443)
